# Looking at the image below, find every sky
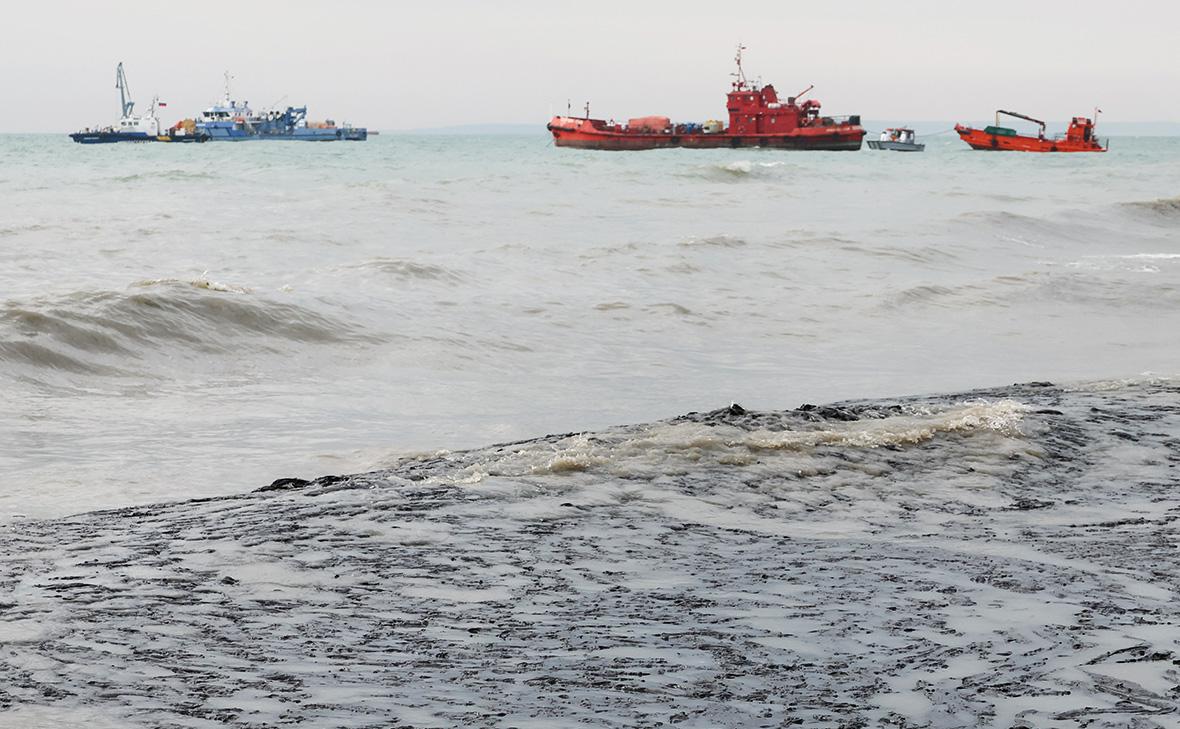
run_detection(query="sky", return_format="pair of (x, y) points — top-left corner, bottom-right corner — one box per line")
(2, 0), (1178, 132)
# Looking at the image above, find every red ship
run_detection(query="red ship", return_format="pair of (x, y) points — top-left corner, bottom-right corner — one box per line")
(955, 109), (1107, 152)
(547, 47), (864, 151)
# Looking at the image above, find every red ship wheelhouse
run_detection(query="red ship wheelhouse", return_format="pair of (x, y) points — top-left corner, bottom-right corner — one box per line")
(547, 47), (864, 151)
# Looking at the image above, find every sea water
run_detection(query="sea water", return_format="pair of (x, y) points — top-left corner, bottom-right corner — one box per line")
(2, 132), (1180, 728)
(0, 132), (1178, 518)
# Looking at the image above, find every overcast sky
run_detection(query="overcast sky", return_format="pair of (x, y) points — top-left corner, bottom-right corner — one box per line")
(2, 0), (1177, 132)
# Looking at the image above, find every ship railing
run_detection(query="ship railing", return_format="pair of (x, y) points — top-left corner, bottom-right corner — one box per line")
(1045, 132), (1107, 148)
(815, 114), (862, 127)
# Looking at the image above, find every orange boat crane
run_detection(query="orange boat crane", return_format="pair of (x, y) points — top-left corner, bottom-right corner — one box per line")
(955, 109), (1107, 152)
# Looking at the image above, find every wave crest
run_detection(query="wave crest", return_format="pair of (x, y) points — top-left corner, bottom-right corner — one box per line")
(427, 399), (1030, 485)
(0, 281), (372, 376)
(1120, 196), (1180, 219)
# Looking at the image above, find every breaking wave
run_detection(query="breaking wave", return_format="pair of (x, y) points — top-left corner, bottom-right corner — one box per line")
(110, 170), (219, 183)
(394, 399), (1031, 487)
(678, 235), (747, 249)
(349, 257), (463, 281)
(885, 270), (1180, 310)
(1119, 195), (1180, 220)
(682, 159), (794, 180)
(0, 279), (373, 376)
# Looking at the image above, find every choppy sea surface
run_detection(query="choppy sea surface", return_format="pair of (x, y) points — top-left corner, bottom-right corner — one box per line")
(1, 133), (1180, 727)
(1, 132), (1178, 521)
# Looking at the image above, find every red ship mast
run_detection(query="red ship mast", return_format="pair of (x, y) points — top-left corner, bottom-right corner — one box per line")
(732, 44), (749, 91)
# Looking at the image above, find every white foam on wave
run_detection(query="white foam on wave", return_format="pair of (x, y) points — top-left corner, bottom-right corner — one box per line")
(132, 273), (252, 294)
(715, 160), (791, 175)
(722, 160), (754, 174)
(440, 400), (1030, 486)
(1065, 252), (1180, 274)
(745, 399), (1029, 450)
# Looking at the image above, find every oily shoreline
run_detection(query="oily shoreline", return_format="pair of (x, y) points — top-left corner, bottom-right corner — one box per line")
(0, 380), (1177, 728)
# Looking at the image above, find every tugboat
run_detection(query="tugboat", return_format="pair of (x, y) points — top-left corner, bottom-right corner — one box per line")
(867, 127), (924, 152)
(547, 47), (864, 151)
(955, 110), (1106, 152)
(69, 63), (166, 144)
(194, 72), (367, 141)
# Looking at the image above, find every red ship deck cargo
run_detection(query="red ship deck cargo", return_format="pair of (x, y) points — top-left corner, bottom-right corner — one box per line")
(547, 47), (864, 151)
(627, 116), (671, 132)
(955, 109), (1107, 153)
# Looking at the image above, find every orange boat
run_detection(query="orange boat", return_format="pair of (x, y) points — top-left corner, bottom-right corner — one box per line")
(547, 47), (864, 151)
(955, 109), (1106, 152)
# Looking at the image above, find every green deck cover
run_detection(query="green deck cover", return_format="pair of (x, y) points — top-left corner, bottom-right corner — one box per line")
(983, 126), (1018, 136)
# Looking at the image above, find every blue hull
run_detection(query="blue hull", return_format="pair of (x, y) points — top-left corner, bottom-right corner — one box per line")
(202, 129), (368, 142)
(266, 128), (368, 141)
(69, 132), (155, 144)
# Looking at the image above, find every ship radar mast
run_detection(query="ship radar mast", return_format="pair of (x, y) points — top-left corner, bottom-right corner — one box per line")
(731, 44), (748, 90)
(115, 62), (134, 118)
(222, 70), (234, 104)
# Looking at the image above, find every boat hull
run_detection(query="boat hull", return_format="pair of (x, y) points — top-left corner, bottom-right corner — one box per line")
(954, 125), (1105, 153)
(867, 140), (924, 152)
(549, 122), (863, 151)
(69, 132), (156, 144)
(199, 129), (368, 141)
(261, 128), (368, 141)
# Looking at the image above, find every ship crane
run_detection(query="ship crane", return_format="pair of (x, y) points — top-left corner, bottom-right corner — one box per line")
(996, 109), (1046, 135)
(115, 62), (134, 118)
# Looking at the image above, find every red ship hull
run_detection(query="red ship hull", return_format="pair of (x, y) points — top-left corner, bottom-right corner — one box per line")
(955, 124), (1106, 153)
(549, 117), (864, 151)
(550, 49), (864, 152)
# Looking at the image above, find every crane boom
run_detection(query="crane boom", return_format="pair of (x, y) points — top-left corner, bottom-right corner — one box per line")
(996, 109), (1045, 130)
(116, 62), (134, 118)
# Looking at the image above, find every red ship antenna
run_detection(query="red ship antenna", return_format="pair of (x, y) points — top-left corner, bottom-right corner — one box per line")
(732, 44), (748, 90)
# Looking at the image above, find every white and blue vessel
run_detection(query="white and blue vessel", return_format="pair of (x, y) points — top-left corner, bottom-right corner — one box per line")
(195, 72), (367, 142)
(70, 63), (165, 144)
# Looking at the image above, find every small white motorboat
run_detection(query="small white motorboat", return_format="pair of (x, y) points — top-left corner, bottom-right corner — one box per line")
(867, 127), (925, 152)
